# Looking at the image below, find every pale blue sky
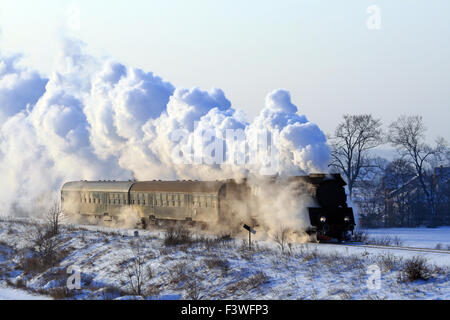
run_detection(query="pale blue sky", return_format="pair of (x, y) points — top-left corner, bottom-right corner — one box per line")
(0, 0), (449, 143)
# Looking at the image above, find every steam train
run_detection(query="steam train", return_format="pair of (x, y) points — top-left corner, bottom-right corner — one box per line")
(61, 173), (356, 241)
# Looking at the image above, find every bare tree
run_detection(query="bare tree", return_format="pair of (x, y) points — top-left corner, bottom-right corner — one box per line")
(47, 201), (63, 236)
(388, 115), (447, 226)
(382, 158), (417, 226)
(126, 240), (150, 296)
(274, 225), (290, 253)
(329, 114), (383, 199)
(31, 224), (61, 268)
(353, 172), (386, 228)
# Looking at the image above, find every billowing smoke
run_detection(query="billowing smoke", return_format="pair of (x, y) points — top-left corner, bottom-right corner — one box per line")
(0, 38), (330, 219)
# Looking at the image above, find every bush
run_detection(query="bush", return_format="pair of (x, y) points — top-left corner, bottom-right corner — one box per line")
(302, 249), (319, 262)
(365, 235), (403, 246)
(164, 225), (192, 246)
(215, 234), (233, 243)
(401, 256), (431, 281)
(31, 225), (63, 268)
(204, 258), (230, 275)
(99, 286), (128, 300)
(48, 287), (74, 300)
(226, 271), (270, 296)
(15, 278), (27, 289)
(168, 262), (189, 285)
(185, 278), (203, 300)
(352, 230), (369, 243)
(378, 253), (401, 272)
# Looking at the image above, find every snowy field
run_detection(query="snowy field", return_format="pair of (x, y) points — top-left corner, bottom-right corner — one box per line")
(0, 285), (51, 300)
(364, 227), (450, 249)
(0, 219), (449, 300)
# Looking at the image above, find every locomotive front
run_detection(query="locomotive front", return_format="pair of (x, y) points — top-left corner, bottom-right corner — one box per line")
(304, 174), (356, 241)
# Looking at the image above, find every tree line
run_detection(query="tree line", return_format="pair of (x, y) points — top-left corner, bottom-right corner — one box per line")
(328, 114), (449, 228)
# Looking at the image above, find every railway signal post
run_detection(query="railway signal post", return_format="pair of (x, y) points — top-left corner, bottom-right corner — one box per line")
(243, 224), (256, 250)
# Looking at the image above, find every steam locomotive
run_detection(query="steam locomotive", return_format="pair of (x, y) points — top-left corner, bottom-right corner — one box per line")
(295, 174), (356, 241)
(61, 173), (355, 242)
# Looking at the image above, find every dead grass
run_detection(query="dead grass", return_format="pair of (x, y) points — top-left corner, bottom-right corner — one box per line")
(48, 287), (74, 299)
(352, 230), (369, 243)
(302, 248), (319, 262)
(167, 261), (189, 286)
(164, 226), (192, 246)
(98, 286), (128, 300)
(185, 278), (204, 300)
(365, 235), (403, 246)
(226, 271), (270, 297)
(19, 257), (43, 274)
(204, 257), (230, 275)
(377, 253), (402, 272)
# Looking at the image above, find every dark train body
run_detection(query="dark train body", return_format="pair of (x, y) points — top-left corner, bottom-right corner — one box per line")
(61, 174), (355, 241)
(293, 174), (356, 241)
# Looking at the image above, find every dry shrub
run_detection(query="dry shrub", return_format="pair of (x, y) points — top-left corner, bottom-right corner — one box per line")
(274, 225), (290, 253)
(378, 253), (401, 272)
(249, 272), (270, 289)
(48, 287), (74, 299)
(20, 257), (43, 274)
(196, 233), (233, 250)
(185, 278), (203, 300)
(145, 284), (161, 297)
(168, 262), (189, 285)
(302, 249), (319, 262)
(15, 278), (27, 289)
(30, 225), (64, 269)
(164, 225), (192, 246)
(366, 235), (403, 246)
(215, 234), (233, 242)
(352, 230), (369, 243)
(401, 256), (431, 282)
(100, 286), (127, 300)
(226, 271), (270, 296)
(126, 240), (148, 296)
(204, 258), (230, 275)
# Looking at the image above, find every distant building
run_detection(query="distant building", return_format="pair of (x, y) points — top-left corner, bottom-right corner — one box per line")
(385, 166), (450, 226)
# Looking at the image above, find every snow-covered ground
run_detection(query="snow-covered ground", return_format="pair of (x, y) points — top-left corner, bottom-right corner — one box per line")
(0, 219), (449, 300)
(364, 227), (450, 249)
(0, 284), (51, 300)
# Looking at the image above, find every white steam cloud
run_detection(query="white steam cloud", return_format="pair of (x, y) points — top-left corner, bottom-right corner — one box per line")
(0, 38), (330, 217)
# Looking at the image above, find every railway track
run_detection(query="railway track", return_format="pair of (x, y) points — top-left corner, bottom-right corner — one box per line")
(333, 242), (450, 255)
